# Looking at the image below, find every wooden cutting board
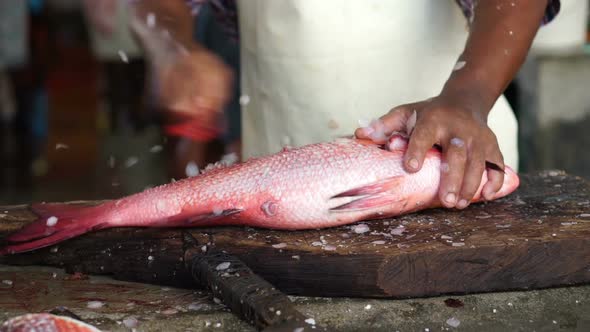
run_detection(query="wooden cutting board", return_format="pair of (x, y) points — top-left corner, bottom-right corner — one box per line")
(1, 171), (589, 298)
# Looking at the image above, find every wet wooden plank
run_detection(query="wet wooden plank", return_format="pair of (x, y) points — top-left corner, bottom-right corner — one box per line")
(0, 171), (589, 298)
(0, 265), (249, 331)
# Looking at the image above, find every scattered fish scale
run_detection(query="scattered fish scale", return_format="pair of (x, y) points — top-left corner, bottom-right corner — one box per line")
(86, 301), (105, 309)
(149, 145), (163, 153)
(390, 226), (405, 236)
(216, 262), (231, 271)
(122, 317), (139, 328)
(352, 224), (370, 234)
(124, 156), (139, 168)
(446, 317), (461, 327)
(323, 245), (337, 251)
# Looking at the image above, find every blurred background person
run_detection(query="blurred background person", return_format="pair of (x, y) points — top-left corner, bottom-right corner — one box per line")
(82, 0), (146, 134)
(130, 0), (241, 180)
(0, 0), (49, 190)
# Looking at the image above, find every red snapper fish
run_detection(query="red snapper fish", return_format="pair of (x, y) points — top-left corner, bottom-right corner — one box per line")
(0, 136), (519, 255)
(1, 314), (101, 332)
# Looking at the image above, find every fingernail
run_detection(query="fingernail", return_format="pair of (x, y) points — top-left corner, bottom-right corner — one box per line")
(457, 199), (469, 209)
(445, 193), (456, 205)
(408, 158), (419, 170)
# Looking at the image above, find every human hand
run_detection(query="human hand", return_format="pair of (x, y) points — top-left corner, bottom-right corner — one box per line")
(152, 48), (233, 128)
(355, 91), (505, 209)
(83, 0), (117, 37)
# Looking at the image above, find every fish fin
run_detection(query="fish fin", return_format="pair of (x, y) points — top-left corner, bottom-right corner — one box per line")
(331, 176), (404, 198)
(1, 203), (110, 255)
(330, 176), (406, 212)
(185, 208), (243, 224)
(330, 194), (405, 212)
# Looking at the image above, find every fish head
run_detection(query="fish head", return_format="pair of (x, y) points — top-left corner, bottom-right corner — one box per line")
(473, 164), (520, 202)
(495, 165), (520, 198)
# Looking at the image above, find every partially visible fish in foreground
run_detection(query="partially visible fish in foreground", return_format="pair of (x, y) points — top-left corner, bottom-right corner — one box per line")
(1, 314), (101, 332)
(0, 136), (519, 255)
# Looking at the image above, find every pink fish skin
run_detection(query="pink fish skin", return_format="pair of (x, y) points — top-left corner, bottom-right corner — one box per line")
(1, 313), (101, 332)
(0, 136), (519, 255)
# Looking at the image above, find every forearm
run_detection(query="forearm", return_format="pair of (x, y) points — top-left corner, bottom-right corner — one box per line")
(127, 0), (204, 62)
(442, 0), (548, 116)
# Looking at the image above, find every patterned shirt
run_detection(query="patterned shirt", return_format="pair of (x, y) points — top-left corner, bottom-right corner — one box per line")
(186, 0), (561, 40)
(186, 0), (238, 40)
(455, 0), (561, 25)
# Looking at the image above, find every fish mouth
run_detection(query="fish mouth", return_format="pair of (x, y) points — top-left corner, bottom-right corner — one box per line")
(485, 161), (505, 173)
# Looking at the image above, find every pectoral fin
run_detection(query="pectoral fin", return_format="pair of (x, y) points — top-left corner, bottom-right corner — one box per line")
(330, 176), (406, 212)
(331, 176), (404, 199)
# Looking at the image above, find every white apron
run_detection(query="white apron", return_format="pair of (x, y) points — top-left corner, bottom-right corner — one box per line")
(237, 0), (519, 169)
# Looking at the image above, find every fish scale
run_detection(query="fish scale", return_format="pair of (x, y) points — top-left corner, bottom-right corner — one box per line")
(0, 137), (519, 255)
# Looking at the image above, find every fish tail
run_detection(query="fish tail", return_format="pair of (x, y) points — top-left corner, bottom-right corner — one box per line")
(1, 202), (112, 255)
